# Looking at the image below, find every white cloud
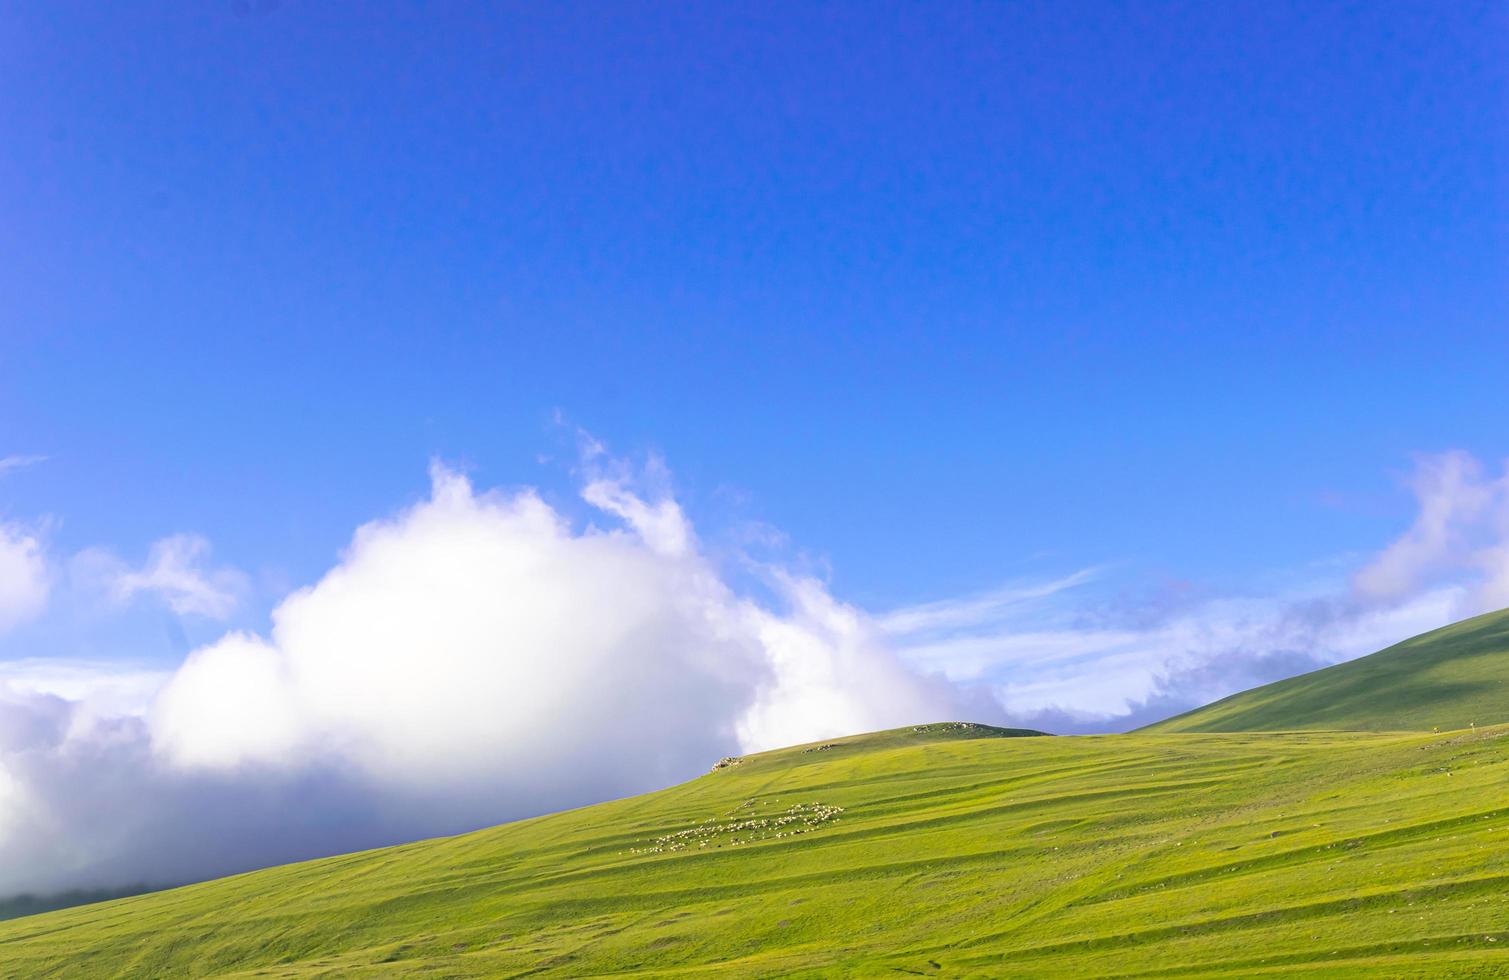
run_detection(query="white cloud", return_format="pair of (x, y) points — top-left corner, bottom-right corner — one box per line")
(0, 456), (47, 477)
(0, 523), (49, 633)
(150, 464), (957, 781)
(884, 572), (1469, 732)
(0, 459), (963, 896)
(102, 534), (246, 619)
(977, 588), (1459, 730)
(0, 659), (167, 719)
(3, 448), (1509, 897)
(580, 476), (694, 557)
(1352, 451), (1509, 605)
(150, 634), (300, 769)
(735, 572), (964, 751)
(876, 568), (1103, 637)
(0, 761), (31, 851)
(879, 451), (1509, 732)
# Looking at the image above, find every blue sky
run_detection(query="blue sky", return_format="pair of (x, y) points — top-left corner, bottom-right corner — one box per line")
(0, 1), (1507, 894)
(5, 0), (1505, 608)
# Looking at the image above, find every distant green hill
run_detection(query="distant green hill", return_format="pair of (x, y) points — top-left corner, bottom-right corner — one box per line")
(0, 885), (150, 923)
(1145, 606), (1509, 734)
(5, 718), (1509, 977)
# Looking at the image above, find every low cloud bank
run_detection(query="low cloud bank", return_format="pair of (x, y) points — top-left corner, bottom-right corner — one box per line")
(883, 452), (1509, 733)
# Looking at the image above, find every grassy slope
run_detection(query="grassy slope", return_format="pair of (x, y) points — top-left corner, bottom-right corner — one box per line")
(1145, 607), (1509, 734)
(4, 722), (1509, 978)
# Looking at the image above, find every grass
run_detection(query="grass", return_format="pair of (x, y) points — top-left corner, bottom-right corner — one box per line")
(5, 720), (1509, 977)
(1145, 607), (1509, 734)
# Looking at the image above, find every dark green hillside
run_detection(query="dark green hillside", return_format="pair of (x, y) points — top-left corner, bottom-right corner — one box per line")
(1146, 607), (1509, 733)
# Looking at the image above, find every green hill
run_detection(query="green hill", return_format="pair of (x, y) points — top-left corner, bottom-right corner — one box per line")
(1145, 607), (1509, 734)
(4, 720), (1509, 977)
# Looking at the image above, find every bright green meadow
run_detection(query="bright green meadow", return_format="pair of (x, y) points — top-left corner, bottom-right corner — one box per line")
(5, 612), (1509, 977)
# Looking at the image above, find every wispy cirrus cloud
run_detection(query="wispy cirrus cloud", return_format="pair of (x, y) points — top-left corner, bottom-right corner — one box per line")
(89, 535), (248, 620)
(878, 452), (1509, 732)
(0, 456), (47, 477)
(875, 567), (1104, 638)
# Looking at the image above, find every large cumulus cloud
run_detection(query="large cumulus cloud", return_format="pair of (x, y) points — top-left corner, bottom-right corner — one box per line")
(0, 463), (964, 896)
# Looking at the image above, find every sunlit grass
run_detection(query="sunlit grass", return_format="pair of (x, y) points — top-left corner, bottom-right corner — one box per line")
(4, 721), (1508, 977)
